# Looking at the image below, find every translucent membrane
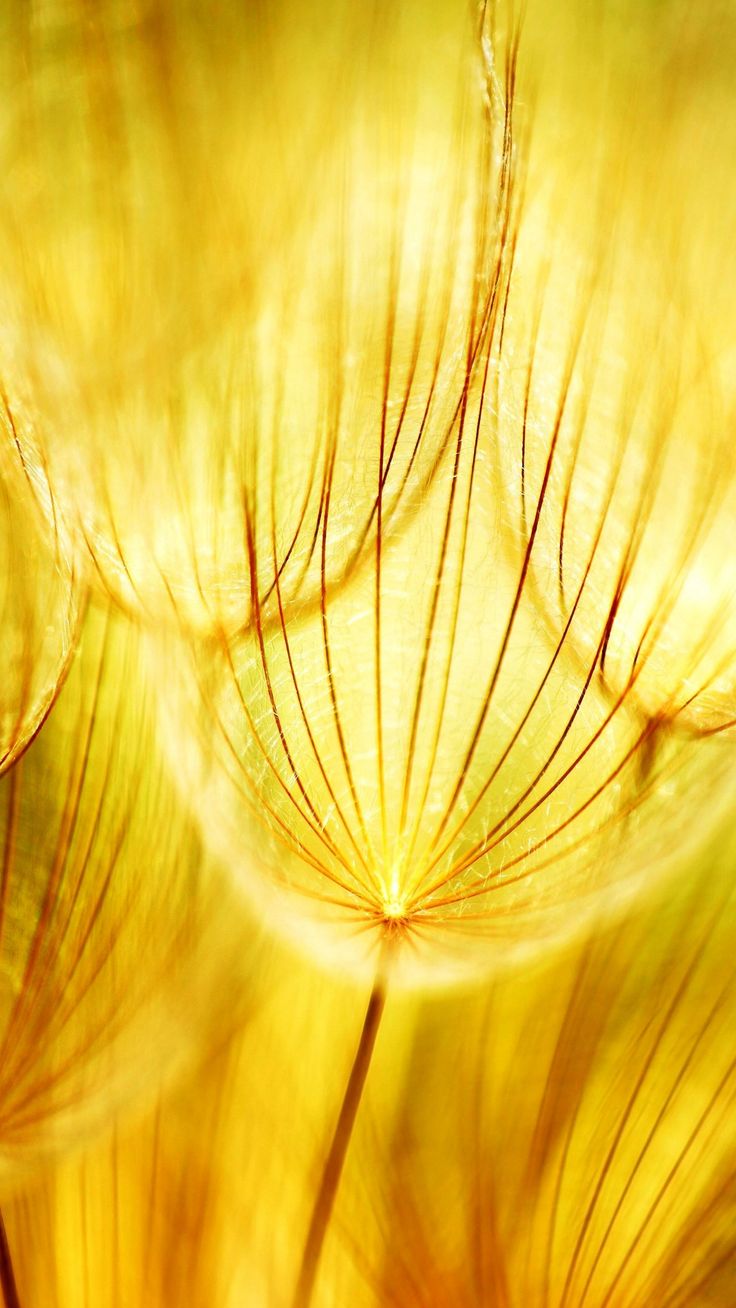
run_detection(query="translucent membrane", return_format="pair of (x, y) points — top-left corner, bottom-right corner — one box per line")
(0, 409), (80, 775)
(154, 335), (734, 982)
(490, 0), (736, 738)
(494, 154), (736, 739)
(0, 603), (254, 1190)
(146, 8), (736, 985)
(0, 0), (490, 635)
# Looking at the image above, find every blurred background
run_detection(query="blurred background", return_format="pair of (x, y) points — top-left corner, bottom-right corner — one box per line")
(0, 1), (735, 1305)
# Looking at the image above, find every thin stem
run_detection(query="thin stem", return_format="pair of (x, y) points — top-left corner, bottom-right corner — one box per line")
(0, 1211), (21, 1308)
(292, 966), (389, 1308)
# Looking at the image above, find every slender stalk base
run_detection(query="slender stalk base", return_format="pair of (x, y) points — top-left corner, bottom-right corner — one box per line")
(0, 1211), (20, 1308)
(292, 972), (388, 1308)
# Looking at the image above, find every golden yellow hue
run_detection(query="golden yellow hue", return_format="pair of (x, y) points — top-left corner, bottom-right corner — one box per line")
(0, 602), (256, 1190)
(0, 427), (79, 773)
(3, 842), (736, 1306)
(0, 1), (489, 634)
(0, 1), (733, 1306)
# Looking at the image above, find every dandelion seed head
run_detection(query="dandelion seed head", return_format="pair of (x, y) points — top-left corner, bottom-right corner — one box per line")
(139, 1), (736, 990)
(3, 0), (735, 1002)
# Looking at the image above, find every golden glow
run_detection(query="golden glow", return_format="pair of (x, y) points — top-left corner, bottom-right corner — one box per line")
(0, 1), (734, 1305)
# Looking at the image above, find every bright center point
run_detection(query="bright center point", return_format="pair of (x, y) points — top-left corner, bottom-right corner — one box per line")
(381, 865), (408, 920)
